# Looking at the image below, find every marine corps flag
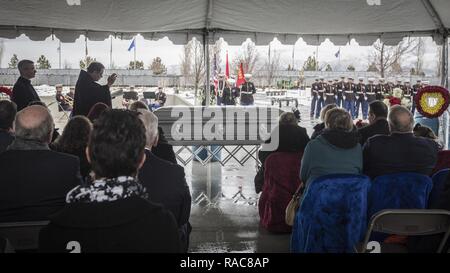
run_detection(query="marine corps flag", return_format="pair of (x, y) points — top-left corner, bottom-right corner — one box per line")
(236, 62), (246, 87)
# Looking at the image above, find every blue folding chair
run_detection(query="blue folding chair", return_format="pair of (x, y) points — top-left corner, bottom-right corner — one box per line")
(368, 172), (433, 219)
(429, 168), (450, 208)
(291, 174), (371, 253)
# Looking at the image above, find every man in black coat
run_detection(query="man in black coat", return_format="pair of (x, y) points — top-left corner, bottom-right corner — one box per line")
(72, 62), (117, 117)
(0, 100), (16, 153)
(357, 101), (390, 145)
(11, 60), (40, 111)
(0, 105), (82, 222)
(137, 109), (191, 252)
(363, 105), (438, 179)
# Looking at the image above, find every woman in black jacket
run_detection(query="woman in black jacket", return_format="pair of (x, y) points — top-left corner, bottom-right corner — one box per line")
(254, 112), (310, 193)
(39, 110), (181, 253)
(51, 116), (92, 180)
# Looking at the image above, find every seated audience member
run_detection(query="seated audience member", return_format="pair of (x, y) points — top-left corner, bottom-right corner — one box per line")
(86, 102), (109, 122)
(311, 103), (337, 139)
(55, 84), (72, 111)
(255, 112), (310, 193)
(137, 109), (191, 252)
(129, 100), (149, 112)
(363, 105), (438, 179)
(413, 123), (444, 150)
(0, 100), (16, 153)
(51, 116), (93, 180)
(39, 110), (181, 253)
(67, 87), (75, 100)
(300, 108), (362, 186)
(0, 105), (82, 222)
(357, 101), (390, 145)
(155, 87), (167, 107)
(407, 172), (450, 253)
(129, 100), (177, 164)
(27, 100), (60, 142)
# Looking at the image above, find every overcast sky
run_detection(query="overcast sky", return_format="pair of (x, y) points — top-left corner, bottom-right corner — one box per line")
(0, 34), (441, 76)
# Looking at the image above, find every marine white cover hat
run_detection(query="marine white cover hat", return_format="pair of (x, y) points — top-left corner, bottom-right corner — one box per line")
(244, 73), (252, 78)
(379, 77), (385, 81)
(368, 78), (374, 82)
(358, 77), (364, 81)
(228, 78), (236, 83)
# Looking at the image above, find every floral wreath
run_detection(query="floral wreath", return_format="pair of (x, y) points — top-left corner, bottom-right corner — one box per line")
(0, 86), (12, 97)
(383, 88), (412, 109)
(414, 86), (450, 118)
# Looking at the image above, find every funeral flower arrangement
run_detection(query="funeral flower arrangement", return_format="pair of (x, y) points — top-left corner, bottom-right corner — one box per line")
(0, 86), (12, 97)
(383, 87), (412, 109)
(414, 85), (450, 118)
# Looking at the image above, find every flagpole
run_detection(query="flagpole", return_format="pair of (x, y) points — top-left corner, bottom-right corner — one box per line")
(58, 40), (61, 69)
(110, 36), (113, 69)
(134, 38), (136, 70)
(292, 44), (295, 70)
(315, 45), (319, 71)
(339, 46), (341, 71)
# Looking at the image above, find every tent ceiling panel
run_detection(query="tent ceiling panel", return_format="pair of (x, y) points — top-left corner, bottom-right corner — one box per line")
(430, 0), (450, 32)
(0, 0), (448, 45)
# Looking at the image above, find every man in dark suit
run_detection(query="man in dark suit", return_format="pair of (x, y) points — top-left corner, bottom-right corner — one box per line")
(0, 100), (16, 153)
(363, 105), (438, 179)
(0, 105), (82, 222)
(137, 109), (191, 252)
(72, 62), (117, 117)
(11, 60), (40, 111)
(357, 101), (390, 145)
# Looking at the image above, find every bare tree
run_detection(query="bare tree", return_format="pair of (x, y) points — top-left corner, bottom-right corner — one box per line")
(231, 40), (259, 75)
(436, 45), (442, 77)
(369, 38), (418, 77)
(191, 38), (205, 101)
(263, 48), (281, 87)
(180, 44), (192, 88)
(413, 37), (425, 75)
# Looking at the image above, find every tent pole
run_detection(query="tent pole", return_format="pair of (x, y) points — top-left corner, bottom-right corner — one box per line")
(441, 35), (448, 88)
(442, 34), (449, 149)
(204, 29), (210, 106)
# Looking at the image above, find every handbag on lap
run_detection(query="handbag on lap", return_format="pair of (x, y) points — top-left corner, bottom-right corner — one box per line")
(285, 183), (304, 226)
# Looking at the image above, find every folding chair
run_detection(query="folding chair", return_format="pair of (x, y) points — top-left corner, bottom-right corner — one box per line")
(56, 101), (71, 120)
(356, 209), (450, 253)
(291, 174), (371, 253)
(0, 221), (49, 252)
(429, 168), (450, 208)
(0, 236), (15, 253)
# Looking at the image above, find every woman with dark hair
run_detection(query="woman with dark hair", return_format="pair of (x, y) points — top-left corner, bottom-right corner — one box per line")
(86, 102), (109, 122)
(39, 110), (181, 252)
(51, 116), (92, 179)
(413, 123), (444, 150)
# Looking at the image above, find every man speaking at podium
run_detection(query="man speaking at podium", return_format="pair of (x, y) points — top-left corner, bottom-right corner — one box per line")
(72, 62), (117, 117)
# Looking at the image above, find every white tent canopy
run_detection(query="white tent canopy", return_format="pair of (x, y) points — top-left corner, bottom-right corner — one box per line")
(0, 0), (449, 45)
